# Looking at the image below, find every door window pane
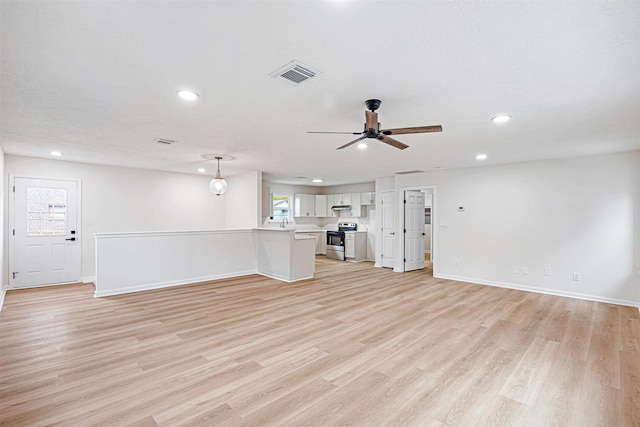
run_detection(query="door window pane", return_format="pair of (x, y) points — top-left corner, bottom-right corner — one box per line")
(26, 187), (67, 235)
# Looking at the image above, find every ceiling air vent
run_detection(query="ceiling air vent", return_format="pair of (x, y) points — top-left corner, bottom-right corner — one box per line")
(153, 138), (177, 145)
(395, 170), (425, 175)
(269, 60), (319, 86)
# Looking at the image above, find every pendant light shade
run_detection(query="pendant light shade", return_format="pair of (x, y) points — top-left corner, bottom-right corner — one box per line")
(209, 156), (227, 196)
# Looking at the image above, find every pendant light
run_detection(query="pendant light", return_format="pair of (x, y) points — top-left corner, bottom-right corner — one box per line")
(209, 156), (227, 196)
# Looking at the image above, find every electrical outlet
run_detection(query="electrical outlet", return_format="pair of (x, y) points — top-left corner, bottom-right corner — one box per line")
(522, 267), (529, 275)
(572, 272), (581, 281)
(512, 266), (520, 274)
(454, 260), (460, 267)
(544, 267), (551, 276)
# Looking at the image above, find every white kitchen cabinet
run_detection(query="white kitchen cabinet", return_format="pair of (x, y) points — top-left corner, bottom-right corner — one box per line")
(345, 231), (367, 260)
(361, 192), (375, 205)
(315, 195), (327, 217)
(339, 193), (352, 205)
(345, 233), (354, 258)
(296, 231), (326, 254)
(348, 192), (361, 217)
(316, 232), (326, 254)
(327, 194), (341, 216)
(294, 194), (315, 217)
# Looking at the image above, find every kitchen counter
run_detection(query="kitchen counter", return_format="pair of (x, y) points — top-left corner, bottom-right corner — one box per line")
(254, 228), (316, 281)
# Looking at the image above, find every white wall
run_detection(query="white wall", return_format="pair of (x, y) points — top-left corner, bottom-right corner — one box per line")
(394, 150), (640, 305)
(225, 170), (262, 229)
(0, 148), (4, 297)
(94, 230), (257, 296)
(4, 155), (227, 282)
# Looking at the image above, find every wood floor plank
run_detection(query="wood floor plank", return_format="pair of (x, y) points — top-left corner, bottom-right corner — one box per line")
(499, 336), (560, 405)
(1, 258), (637, 426)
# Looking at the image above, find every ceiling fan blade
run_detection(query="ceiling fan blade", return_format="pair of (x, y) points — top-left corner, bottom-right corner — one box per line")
(337, 135), (367, 150)
(379, 135), (409, 150)
(381, 125), (443, 135)
(307, 131), (362, 135)
(365, 111), (378, 131)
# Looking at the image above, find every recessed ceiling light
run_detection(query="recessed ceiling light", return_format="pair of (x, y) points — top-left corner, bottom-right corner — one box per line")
(177, 90), (199, 101)
(197, 168), (205, 173)
(357, 142), (368, 149)
(476, 153), (488, 160)
(311, 179), (323, 183)
(51, 151), (63, 156)
(491, 115), (511, 123)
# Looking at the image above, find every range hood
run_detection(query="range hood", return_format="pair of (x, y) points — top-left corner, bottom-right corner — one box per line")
(331, 205), (351, 211)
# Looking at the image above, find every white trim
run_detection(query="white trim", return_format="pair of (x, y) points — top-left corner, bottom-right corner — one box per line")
(435, 273), (640, 308)
(93, 229), (253, 239)
(94, 270), (257, 297)
(257, 272), (312, 283)
(0, 286), (6, 311)
(81, 276), (96, 284)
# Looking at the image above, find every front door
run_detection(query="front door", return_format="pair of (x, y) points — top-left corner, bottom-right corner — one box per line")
(12, 177), (80, 288)
(404, 190), (425, 271)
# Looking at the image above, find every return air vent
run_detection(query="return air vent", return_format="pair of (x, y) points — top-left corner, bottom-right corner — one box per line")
(395, 170), (425, 175)
(153, 138), (177, 145)
(269, 60), (319, 86)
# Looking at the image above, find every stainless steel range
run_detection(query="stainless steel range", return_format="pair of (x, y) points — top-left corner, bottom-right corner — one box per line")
(326, 222), (357, 261)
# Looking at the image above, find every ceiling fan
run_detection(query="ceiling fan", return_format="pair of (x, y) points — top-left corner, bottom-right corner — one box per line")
(308, 99), (442, 150)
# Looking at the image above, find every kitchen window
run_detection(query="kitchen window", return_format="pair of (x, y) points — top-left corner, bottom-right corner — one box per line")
(271, 194), (291, 221)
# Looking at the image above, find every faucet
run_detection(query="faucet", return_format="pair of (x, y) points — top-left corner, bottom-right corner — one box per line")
(280, 218), (289, 228)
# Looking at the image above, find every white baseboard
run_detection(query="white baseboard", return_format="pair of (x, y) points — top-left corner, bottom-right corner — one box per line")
(94, 270), (258, 297)
(257, 272), (313, 283)
(81, 276), (96, 284)
(435, 273), (640, 308)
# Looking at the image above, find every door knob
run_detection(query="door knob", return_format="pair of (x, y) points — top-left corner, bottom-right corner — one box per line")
(65, 237), (76, 241)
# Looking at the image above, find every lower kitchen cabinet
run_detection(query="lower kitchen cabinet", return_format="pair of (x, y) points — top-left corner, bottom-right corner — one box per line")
(295, 231), (326, 255)
(345, 231), (366, 260)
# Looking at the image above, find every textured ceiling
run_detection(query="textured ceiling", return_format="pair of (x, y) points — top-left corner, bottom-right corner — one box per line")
(1, 0), (639, 186)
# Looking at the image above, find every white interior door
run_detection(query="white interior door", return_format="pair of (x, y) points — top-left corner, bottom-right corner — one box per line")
(381, 191), (395, 268)
(404, 190), (425, 271)
(12, 177), (80, 288)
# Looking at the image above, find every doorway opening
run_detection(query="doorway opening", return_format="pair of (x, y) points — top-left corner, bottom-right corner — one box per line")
(400, 186), (435, 274)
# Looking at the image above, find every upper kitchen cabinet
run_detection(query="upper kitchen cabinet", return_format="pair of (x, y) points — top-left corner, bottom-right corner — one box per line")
(315, 195), (327, 217)
(361, 192), (375, 206)
(348, 193), (361, 218)
(327, 194), (341, 217)
(339, 193), (352, 205)
(294, 194), (315, 217)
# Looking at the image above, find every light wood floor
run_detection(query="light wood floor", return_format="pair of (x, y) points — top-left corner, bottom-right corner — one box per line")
(1, 259), (639, 426)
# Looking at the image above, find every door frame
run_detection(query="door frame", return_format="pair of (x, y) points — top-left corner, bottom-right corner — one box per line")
(8, 174), (82, 289)
(397, 185), (436, 273)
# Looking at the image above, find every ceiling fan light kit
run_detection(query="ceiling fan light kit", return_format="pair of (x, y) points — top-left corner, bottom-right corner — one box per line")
(308, 99), (442, 150)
